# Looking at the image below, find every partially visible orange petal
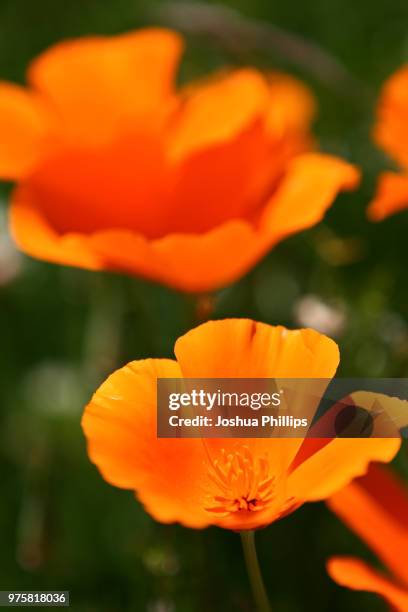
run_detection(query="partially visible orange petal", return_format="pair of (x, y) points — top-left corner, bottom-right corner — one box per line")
(82, 358), (212, 528)
(0, 83), (49, 179)
(288, 438), (400, 501)
(168, 69), (270, 160)
(28, 29), (183, 144)
(265, 73), (316, 136)
(327, 557), (408, 611)
(175, 319), (339, 378)
(259, 153), (360, 241)
(167, 120), (278, 233)
(175, 320), (338, 492)
(165, 73), (315, 234)
(174, 320), (339, 487)
(327, 464), (408, 585)
(374, 64), (408, 169)
(346, 390), (408, 436)
(89, 222), (261, 292)
(368, 172), (408, 220)
(9, 185), (101, 269)
(21, 132), (170, 239)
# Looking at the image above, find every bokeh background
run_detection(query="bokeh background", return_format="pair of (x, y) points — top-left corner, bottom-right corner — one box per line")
(0, 0), (407, 610)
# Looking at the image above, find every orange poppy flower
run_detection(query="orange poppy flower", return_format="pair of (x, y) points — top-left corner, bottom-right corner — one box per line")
(0, 29), (359, 292)
(369, 65), (408, 220)
(82, 319), (399, 531)
(327, 463), (408, 610)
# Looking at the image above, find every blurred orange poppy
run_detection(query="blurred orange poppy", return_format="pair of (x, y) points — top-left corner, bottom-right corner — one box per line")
(0, 29), (359, 292)
(369, 65), (408, 221)
(327, 463), (408, 610)
(82, 319), (399, 531)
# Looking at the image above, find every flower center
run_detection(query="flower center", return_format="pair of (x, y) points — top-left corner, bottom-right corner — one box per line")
(205, 445), (275, 516)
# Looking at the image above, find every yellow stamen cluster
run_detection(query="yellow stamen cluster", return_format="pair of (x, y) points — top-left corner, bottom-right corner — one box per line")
(205, 445), (275, 516)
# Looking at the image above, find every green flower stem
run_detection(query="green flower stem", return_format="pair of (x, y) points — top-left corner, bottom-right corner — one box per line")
(240, 530), (272, 612)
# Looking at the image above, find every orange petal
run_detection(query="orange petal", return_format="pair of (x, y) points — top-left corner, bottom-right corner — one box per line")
(82, 358), (212, 528)
(288, 438), (400, 502)
(327, 557), (408, 611)
(168, 69), (270, 160)
(327, 464), (408, 585)
(368, 172), (408, 220)
(175, 319), (339, 378)
(374, 64), (408, 169)
(28, 29), (183, 144)
(259, 153), (360, 241)
(0, 83), (49, 179)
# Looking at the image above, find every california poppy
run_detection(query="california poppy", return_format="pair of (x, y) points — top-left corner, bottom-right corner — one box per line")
(82, 319), (399, 531)
(327, 463), (408, 611)
(0, 29), (359, 292)
(369, 65), (408, 220)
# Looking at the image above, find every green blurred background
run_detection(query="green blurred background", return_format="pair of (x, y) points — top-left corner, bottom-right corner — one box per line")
(0, 0), (407, 610)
